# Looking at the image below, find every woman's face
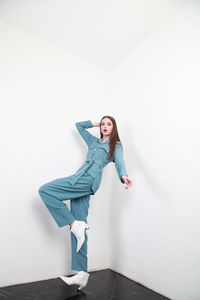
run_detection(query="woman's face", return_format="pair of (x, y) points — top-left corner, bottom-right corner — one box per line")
(100, 118), (113, 137)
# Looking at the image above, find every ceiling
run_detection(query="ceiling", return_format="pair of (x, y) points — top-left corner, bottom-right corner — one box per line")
(0, 0), (184, 69)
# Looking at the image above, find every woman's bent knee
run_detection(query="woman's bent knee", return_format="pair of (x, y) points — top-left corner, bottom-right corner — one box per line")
(38, 184), (48, 196)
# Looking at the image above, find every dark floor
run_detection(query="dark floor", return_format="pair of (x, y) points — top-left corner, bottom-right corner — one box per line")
(0, 269), (171, 300)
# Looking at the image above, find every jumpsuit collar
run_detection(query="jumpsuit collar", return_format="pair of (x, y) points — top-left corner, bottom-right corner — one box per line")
(98, 138), (110, 144)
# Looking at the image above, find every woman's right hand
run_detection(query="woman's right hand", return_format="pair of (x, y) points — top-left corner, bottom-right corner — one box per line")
(92, 122), (100, 127)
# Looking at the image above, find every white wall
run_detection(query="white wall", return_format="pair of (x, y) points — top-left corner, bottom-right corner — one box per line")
(0, 0), (183, 68)
(109, 2), (200, 300)
(0, 21), (114, 286)
(1, 1), (200, 300)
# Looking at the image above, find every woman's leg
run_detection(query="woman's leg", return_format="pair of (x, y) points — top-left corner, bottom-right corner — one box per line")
(70, 195), (90, 272)
(38, 176), (92, 228)
(38, 173), (94, 273)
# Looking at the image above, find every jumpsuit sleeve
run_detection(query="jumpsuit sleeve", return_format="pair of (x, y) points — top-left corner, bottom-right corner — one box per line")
(75, 120), (95, 147)
(113, 142), (128, 184)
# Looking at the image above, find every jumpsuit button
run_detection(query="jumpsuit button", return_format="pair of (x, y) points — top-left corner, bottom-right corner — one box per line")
(86, 158), (92, 163)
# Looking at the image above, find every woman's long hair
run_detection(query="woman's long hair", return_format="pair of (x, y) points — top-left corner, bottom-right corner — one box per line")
(100, 115), (123, 161)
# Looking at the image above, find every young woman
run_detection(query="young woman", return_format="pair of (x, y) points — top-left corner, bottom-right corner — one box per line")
(38, 116), (133, 290)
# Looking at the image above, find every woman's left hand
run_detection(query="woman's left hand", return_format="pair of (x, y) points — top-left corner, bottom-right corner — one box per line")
(122, 175), (133, 189)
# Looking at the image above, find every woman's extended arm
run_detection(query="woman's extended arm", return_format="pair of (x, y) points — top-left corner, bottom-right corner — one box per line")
(113, 143), (133, 189)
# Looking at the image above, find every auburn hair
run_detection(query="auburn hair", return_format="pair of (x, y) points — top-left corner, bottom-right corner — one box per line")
(99, 115), (123, 161)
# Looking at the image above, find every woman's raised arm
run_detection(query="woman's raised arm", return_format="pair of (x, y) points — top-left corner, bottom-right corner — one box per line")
(75, 120), (96, 147)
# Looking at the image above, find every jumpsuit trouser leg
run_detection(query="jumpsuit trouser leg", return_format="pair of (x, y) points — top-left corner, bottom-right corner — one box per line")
(38, 173), (94, 272)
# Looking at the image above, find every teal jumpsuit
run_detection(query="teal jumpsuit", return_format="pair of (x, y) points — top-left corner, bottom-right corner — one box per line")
(38, 120), (128, 272)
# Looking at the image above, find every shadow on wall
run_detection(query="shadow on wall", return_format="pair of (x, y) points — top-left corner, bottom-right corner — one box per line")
(122, 124), (171, 204)
(33, 194), (71, 268)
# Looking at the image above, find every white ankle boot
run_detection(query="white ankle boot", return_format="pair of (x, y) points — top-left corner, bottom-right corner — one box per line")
(59, 271), (89, 290)
(70, 220), (89, 252)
